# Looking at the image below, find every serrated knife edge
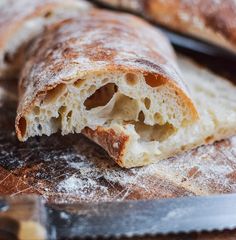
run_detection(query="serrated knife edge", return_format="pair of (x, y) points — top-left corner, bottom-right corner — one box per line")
(47, 194), (236, 239)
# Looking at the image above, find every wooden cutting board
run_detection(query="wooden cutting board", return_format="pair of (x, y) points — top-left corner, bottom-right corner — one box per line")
(0, 52), (236, 239)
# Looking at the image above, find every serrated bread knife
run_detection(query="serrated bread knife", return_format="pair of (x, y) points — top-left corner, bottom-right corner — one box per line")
(0, 194), (236, 239)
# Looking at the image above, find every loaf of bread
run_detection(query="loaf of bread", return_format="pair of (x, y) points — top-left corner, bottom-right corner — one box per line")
(0, 0), (91, 78)
(97, 0), (236, 53)
(15, 9), (199, 168)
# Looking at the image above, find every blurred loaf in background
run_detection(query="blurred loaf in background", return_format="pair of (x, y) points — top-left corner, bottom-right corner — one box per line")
(0, 0), (91, 79)
(96, 0), (236, 53)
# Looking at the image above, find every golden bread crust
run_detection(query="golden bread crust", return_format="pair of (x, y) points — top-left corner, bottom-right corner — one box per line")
(82, 127), (129, 167)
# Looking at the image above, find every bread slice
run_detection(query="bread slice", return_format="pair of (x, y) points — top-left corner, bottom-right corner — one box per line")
(0, 0), (91, 78)
(15, 10), (198, 168)
(96, 0), (236, 53)
(83, 55), (236, 168)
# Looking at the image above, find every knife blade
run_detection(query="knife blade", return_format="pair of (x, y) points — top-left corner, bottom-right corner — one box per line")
(0, 194), (236, 239)
(47, 194), (236, 239)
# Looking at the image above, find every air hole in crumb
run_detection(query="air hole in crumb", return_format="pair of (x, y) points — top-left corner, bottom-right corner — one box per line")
(144, 73), (166, 87)
(205, 135), (214, 143)
(135, 121), (175, 142)
(138, 111), (145, 122)
(51, 116), (61, 129)
(144, 97), (151, 109)
(44, 11), (52, 18)
(73, 79), (83, 88)
(38, 124), (42, 131)
(181, 146), (186, 151)
(67, 111), (72, 120)
(125, 73), (138, 85)
(3, 52), (12, 64)
(59, 106), (67, 115)
(154, 112), (164, 125)
(33, 106), (40, 115)
(84, 83), (117, 110)
(44, 84), (66, 104)
(109, 95), (139, 121)
(18, 117), (27, 137)
(135, 111), (175, 142)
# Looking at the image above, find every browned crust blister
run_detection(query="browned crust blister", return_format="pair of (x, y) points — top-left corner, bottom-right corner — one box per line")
(16, 9), (198, 141)
(97, 0), (236, 52)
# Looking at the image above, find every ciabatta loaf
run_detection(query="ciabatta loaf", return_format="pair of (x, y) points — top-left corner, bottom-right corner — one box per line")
(15, 10), (198, 167)
(97, 0), (236, 53)
(0, 0), (91, 78)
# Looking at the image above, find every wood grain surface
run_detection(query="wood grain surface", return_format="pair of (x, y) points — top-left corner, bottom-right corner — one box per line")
(0, 51), (235, 239)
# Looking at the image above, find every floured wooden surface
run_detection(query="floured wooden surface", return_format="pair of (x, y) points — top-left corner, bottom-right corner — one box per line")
(0, 72), (236, 203)
(0, 88), (194, 202)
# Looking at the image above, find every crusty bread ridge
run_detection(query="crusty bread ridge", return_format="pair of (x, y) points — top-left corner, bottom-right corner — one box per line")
(15, 10), (198, 168)
(97, 0), (236, 53)
(0, 0), (91, 78)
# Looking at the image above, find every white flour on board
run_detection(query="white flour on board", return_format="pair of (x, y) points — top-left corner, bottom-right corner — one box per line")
(52, 135), (236, 202)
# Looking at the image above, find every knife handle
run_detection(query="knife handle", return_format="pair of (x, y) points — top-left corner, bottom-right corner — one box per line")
(0, 195), (47, 240)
